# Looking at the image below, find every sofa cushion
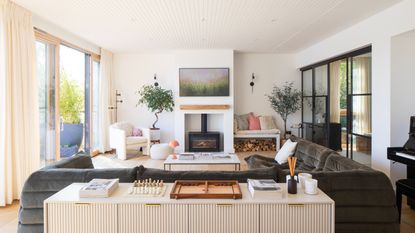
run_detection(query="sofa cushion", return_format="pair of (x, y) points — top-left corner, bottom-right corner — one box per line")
(259, 116), (276, 130)
(234, 113), (250, 130)
(292, 137), (333, 171)
(275, 139), (297, 164)
(137, 165), (279, 183)
(126, 136), (147, 145)
(248, 114), (261, 130)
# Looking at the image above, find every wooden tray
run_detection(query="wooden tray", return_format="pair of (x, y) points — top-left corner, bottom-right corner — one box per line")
(170, 180), (242, 199)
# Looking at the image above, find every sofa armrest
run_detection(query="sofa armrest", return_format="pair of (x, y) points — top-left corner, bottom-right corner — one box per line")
(109, 126), (126, 149)
(42, 154), (93, 169)
(308, 170), (396, 207)
(140, 127), (151, 139)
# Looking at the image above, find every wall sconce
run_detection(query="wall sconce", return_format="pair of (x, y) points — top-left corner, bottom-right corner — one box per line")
(153, 74), (159, 87)
(250, 73), (255, 93)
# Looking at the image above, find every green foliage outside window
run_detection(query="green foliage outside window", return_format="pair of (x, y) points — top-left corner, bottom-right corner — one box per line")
(59, 72), (84, 124)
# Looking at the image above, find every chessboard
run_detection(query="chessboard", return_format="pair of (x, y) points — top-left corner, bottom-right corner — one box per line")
(125, 179), (167, 197)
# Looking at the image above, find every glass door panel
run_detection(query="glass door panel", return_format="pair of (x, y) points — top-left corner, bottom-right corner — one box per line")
(352, 54), (371, 94)
(349, 52), (372, 164)
(303, 97), (313, 123)
(314, 65), (328, 96)
(314, 97), (327, 124)
(36, 41), (57, 166)
(302, 69), (313, 96)
(59, 45), (86, 157)
(352, 95), (372, 136)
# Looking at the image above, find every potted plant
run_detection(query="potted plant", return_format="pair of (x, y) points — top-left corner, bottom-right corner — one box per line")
(137, 85), (175, 141)
(266, 82), (302, 139)
(59, 74), (84, 157)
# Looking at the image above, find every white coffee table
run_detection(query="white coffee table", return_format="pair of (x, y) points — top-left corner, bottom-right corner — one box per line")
(163, 153), (241, 171)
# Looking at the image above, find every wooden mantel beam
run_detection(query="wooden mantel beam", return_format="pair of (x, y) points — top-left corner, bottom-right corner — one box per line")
(179, 104), (231, 110)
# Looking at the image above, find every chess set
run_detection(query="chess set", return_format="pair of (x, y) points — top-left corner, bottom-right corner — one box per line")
(126, 179), (167, 197)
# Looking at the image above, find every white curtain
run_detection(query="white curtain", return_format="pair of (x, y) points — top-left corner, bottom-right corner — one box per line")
(330, 61), (341, 123)
(0, 0), (39, 206)
(97, 49), (115, 153)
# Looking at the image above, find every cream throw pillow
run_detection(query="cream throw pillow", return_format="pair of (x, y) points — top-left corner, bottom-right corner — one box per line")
(259, 116), (276, 130)
(275, 139), (297, 164)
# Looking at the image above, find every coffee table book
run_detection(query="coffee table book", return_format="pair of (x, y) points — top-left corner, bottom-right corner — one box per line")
(247, 179), (282, 198)
(79, 178), (119, 198)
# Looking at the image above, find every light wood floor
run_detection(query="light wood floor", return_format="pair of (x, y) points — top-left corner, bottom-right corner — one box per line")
(1, 151), (414, 233)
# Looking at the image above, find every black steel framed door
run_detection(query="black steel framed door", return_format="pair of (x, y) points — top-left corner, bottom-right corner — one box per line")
(347, 53), (372, 161)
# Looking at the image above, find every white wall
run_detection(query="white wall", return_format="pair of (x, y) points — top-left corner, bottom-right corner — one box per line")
(234, 53), (300, 135)
(173, 50), (234, 153)
(113, 53), (176, 142)
(390, 30), (415, 183)
(32, 14), (101, 54)
(113, 50), (235, 152)
(295, 0), (415, 177)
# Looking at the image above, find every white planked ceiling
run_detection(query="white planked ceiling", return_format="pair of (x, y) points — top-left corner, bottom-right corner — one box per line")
(14, 0), (401, 53)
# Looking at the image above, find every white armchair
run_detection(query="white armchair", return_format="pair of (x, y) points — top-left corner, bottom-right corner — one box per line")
(109, 122), (151, 160)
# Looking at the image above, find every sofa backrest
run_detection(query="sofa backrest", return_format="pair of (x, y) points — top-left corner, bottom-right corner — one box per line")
(290, 136), (333, 171)
(137, 165), (279, 183)
(323, 152), (371, 171)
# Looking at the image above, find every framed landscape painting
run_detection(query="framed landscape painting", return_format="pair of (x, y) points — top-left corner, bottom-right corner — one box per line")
(179, 68), (230, 96)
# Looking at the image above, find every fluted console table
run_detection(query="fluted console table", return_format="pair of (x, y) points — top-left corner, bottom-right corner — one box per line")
(44, 183), (334, 233)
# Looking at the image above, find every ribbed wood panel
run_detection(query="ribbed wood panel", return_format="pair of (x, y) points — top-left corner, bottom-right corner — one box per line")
(189, 204), (259, 233)
(47, 203), (117, 233)
(260, 204), (332, 233)
(118, 204), (188, 233)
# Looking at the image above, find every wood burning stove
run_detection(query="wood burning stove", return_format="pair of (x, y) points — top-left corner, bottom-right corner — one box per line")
(188, 114), (220, 152)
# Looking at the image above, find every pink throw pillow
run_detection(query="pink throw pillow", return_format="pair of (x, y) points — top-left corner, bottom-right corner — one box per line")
(248, 114), (261, 130)
(132, 128), (142, 136)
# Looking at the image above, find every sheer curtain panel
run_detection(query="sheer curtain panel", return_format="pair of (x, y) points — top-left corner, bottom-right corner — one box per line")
(0, 0), (40, 206)
(97, 49), (115, 153)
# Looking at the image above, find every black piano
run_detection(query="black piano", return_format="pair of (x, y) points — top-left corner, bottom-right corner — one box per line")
(388, 116), (415, 208)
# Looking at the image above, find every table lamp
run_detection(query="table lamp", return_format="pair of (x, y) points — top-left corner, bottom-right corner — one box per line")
(169, 140), (180, 159)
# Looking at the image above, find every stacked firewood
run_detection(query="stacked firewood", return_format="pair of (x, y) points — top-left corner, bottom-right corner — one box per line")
(234, 138), (276, 152)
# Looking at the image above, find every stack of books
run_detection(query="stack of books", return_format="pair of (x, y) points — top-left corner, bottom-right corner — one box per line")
(247, 179), (282, 198)
(79, 178), (119, 198)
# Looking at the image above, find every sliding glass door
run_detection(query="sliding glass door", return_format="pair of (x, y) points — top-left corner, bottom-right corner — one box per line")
(35, 30), (100, 163)
(36, 41), (57, 166)
(301, 47), (372, 165)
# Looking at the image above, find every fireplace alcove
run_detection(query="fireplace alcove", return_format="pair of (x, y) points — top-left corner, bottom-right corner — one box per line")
(185, 113), (223, 152)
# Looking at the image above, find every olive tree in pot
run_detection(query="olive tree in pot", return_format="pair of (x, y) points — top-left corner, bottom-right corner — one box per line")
(266, 82), (302, 139)
(60, 74), (84, 157)
(137, 85), (174, 141)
